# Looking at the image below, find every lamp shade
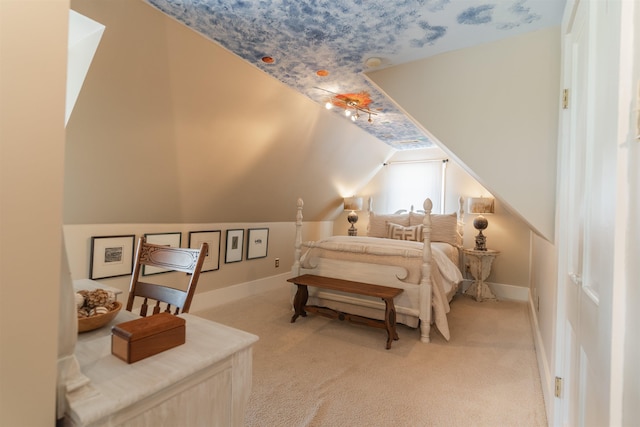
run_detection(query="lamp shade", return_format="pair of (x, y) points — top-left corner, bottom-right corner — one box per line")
(343, 197), (363, 211)
(468, 197), (494, 214)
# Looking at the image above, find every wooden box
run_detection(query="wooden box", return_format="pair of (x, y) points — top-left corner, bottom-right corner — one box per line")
(111, 313), (186, 363)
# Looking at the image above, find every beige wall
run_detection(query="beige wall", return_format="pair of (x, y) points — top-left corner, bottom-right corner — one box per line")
(64, 221), (299, 296)
(338, 147), (533, 287)
(64, 0), (398, 314)
(0, 1), (69, 424)
(66, 0), (393, 225)
(530, 233), (557, 407)
(65, 0), (550, 294)
(0, 3), (561, 423)
(368, 27), (561, 242)
(366, 30), (562, 408)
(0, 2), (567, 425)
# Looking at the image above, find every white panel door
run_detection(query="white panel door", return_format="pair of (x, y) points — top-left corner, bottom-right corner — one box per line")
(556, 0), (625, 425)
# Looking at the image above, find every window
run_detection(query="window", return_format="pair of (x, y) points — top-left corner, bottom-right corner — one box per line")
(385, 160), (445, 214)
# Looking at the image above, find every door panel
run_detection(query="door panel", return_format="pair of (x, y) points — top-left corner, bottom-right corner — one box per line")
(558, 0), (621, 425)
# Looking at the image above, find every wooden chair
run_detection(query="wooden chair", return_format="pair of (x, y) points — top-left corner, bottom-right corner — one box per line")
(126, 236), (208, 317)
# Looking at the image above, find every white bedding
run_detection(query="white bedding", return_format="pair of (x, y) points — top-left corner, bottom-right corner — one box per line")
(298, 236), (463, 340)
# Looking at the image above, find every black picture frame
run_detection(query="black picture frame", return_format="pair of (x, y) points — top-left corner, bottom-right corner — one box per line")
(89, 234), (136, 279)
(225, 229), (244, 263)
(188, 230), (221, 272)
(247, 228), (269, 260)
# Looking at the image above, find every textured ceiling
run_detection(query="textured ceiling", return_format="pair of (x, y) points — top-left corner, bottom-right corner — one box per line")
(144, 0), (564, 150)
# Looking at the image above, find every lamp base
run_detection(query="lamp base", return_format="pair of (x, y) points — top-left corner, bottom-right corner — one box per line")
(473, 214), (489, 251)
(474, 231), (487, 251)
(347, 210), (359, 236)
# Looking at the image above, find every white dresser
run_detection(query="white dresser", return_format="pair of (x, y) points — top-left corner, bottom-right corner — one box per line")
(64, 308), (258, 426)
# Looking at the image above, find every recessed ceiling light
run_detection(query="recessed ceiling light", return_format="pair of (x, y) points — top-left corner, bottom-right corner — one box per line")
(365, 57), (382, 68)
(316, 69), (329, 77)
(261, 56), (275, 64)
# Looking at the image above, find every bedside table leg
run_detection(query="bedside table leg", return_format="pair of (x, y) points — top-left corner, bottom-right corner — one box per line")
(466, 280), (496, 302)
(464, 254), (497, 302)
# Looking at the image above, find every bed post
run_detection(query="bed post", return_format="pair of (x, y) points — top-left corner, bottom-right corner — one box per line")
(292, 198), (304, 276)
(457, 196), (465, 273)
(366, 197), (373, 235)
(419, 198), (433, 343)
(457, 196), (465, 237)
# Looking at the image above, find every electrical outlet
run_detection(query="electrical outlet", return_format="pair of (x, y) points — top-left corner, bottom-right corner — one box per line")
(275, 258), (280, 268)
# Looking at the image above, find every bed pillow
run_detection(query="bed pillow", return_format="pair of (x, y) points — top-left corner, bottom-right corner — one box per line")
(387, 223), (423, 241)
(367, 212), (410, 238)
(409, 212), (459, 246)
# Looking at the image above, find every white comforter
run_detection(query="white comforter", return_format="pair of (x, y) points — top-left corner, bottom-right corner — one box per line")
(299, 236), (463, 340)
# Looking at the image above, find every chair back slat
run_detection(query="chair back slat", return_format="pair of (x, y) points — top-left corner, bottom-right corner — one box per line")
(126, 236), (208, 317)
(139, 244), (203, 273)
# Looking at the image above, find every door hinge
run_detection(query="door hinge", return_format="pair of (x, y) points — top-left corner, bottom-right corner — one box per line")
(555, 376), (563, 398)
(562, 89), (569, 109)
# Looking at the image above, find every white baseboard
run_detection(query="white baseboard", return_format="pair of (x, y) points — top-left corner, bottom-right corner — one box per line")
(194, 276), (530, 314)
(528, 294), (554, 424)
(459, 279), (529, 302)
(190, 272), (290, 313)
(193, 277), (529, 312)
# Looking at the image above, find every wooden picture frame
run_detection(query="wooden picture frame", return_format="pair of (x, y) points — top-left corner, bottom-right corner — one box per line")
(89, 235), (136, 279)
(143, 232), (182, 276)
(225, 229), (244, 264)
(247, 228), (269, 260)
(188, 230), (221, 272)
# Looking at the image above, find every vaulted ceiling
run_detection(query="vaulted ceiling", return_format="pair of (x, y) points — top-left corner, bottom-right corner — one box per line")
(143, 0), (564, 150)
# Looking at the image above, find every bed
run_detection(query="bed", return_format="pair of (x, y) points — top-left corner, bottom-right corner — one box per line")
(291, 197), (465, 343)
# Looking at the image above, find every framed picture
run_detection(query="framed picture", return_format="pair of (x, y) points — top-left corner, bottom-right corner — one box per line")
(247, 228), (269, 260)
(143, 232), (182, 276)
(89, 235), (136, 280)
(188, 230), (221, 272)
(225, 229), (244, 263)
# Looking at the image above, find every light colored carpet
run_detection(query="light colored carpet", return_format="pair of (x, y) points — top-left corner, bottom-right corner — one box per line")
(195, 286), (547, 427)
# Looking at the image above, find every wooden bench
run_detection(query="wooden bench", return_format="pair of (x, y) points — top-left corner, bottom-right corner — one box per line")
(287, 274), (404, 349)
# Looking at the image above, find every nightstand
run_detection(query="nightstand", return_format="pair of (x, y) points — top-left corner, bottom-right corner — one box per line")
(463, 249), (500, 302)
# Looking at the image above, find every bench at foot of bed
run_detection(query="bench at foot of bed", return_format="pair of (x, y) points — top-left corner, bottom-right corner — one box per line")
(287, 274), (404, 350)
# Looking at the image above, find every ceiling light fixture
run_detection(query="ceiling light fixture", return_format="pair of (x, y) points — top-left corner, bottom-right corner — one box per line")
(365, 57), (382, 68)
(315, 87), (378, 124)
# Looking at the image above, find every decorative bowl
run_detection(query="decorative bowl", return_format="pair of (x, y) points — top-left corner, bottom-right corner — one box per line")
(78, 301), (122, 333)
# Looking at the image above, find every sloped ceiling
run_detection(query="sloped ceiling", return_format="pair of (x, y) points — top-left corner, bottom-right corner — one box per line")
(368, 27), (561, 240)
(65, 0), (394, 224)
(143, 0), (564, 150)
(67, 11), (105, 126)
(66, 0), (562, 229)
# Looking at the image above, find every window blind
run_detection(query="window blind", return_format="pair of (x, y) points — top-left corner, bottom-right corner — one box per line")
(384, 159), (447, 214)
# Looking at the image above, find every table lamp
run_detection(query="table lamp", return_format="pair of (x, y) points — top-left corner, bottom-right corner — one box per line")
(343, 196), (363, 236)
(468, 197), (494, 251)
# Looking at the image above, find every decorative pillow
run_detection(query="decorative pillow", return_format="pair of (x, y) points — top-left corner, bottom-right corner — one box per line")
(409, 212), (425, 226)
(367, 212), (410, 238)
(409, 212), (459, 246)
(387, 223), (423, 241)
